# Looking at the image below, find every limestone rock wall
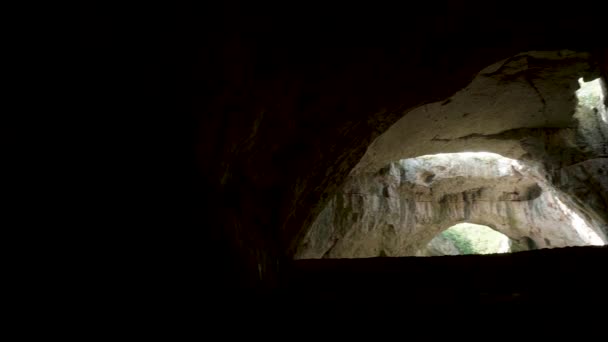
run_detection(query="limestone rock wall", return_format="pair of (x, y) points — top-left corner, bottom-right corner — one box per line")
(296, 51), (608, 260)
(130, 0), (608, 288)
(352, 51), (602, 173)
(296, 154), (607, 259)
(348, 51), (608, 230)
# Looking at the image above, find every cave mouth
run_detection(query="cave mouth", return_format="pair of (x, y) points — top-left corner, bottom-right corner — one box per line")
(296, 150), (606, 259)
(576, 77), (606, 123)
(421, 223), (520, 256)
(295, 51), (608, 260)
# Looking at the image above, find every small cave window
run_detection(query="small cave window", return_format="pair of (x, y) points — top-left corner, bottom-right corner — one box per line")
(420, 223), (522, 256)
(576, 77), (606, 124)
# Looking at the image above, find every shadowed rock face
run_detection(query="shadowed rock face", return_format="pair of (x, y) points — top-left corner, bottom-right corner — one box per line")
(296, 153), (606, 259)
(140, 1), (608, 287)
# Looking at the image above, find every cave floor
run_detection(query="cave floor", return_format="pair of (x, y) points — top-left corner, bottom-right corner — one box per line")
(278, 246), (608, 306)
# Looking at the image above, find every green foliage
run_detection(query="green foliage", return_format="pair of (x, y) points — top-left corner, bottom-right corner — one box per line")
(440, 223), (510, 255)
(577, 92), (601, 109)
(441, 228), (475, 254)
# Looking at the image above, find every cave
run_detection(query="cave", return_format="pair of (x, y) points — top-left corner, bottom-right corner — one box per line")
(100, 2), (608, 314)
(422, 223), (515, 256)
(297, 149), (607, 259)
(296, 58), (608, 259)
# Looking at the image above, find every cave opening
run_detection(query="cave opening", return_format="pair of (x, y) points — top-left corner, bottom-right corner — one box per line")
(402, 151), (606, 256)
(295, 51), (608, 260)
(115, 2), (608, 306)
(422, 222), (523, 256)
(296, 150), (606, 259)
(576, 77), (606, 124)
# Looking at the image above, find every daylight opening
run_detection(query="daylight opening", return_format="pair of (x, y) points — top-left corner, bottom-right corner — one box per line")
(296, 53), (608, 260)
(421, 223), (512, 256)
(576, 77), (607, 123)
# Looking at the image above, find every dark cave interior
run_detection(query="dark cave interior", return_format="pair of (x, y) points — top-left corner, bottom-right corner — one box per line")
(92, 2), (608, 313)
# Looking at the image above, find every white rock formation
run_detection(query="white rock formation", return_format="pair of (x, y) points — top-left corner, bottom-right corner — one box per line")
(295, 153), (606, 258)
(296, 51), (608, 259)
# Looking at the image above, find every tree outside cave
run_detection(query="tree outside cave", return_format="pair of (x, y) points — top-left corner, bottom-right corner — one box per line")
(433, 223), (511, 255)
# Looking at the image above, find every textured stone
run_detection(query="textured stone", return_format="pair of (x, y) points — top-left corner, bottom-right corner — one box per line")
(159, 2), (608, 285)
(352, 51), (602, 173)
(296, 153), (607, 258)
(295, 51), (608, 260)
(348, 51), (608, 230)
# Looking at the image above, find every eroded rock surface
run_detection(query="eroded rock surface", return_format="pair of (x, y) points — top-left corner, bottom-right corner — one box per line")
(350, 51), (608, 231)
(296, 154), (606, 258)
(417, 233), (460, 256)
(296, 51), (608, 259)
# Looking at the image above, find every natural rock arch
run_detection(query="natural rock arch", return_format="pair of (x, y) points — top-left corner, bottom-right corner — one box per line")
(351, 51), (604, 173)
(166, 2), (608, 285)
(420, 222), (517, 256)
(295, 51), (608, 259)
(345, 51), (608, 239)
(86, 1), (608, 309)
(296, 150), (606, 259)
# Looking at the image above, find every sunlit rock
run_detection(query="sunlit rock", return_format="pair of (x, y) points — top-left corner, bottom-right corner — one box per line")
(296, 151), (606, 259)
(296, 51), (608, 259)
